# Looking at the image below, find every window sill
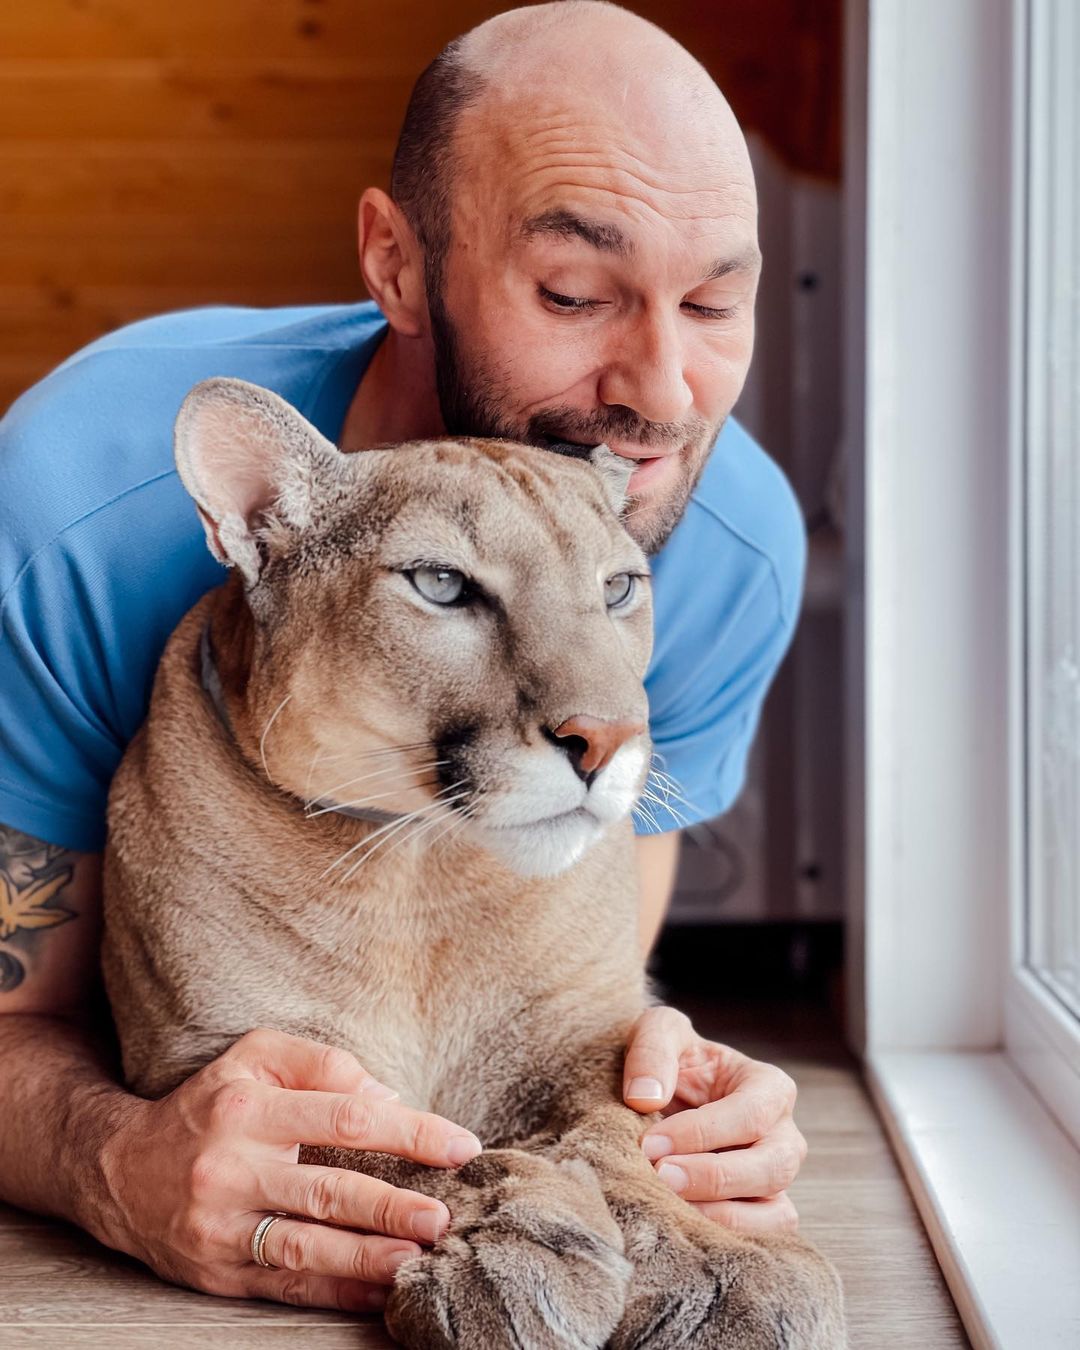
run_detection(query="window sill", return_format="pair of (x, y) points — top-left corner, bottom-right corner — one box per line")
(864, 1051), (1080, 1350)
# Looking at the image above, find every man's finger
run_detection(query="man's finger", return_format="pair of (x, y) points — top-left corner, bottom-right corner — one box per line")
(690, 1192), (800, 1237)
(651, 1134), (803, 1201)
(642, 1079), (793, 1156)
(244, 1263), (389, 1312)
(250, 1214), (421, 1285)
(225, 1026), (398, 1098)
(254, 1160), (450, 1243)
(622, 1006), (695, 1108)
(217, 1080), (482, 1166)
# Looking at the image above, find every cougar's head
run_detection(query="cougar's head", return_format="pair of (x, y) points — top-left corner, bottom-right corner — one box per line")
(175, 378), (655, 878)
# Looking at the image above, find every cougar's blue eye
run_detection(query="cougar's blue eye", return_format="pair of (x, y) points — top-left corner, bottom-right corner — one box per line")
(409, 565), (466, 605)
(605, 573), (634, 608)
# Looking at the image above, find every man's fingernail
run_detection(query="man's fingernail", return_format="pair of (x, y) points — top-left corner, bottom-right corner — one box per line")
(365, 1287), (388, 1311)
(446, 1135), (482, 1165)
(386, 1246), (420, 1275)
(411, 1208), (447, 1243)
(367, 1083), (400, 1100)
(627, 1076), (664, 1101)
(657, 1162), (688, 1192)
(642, 1133), (672, 1161)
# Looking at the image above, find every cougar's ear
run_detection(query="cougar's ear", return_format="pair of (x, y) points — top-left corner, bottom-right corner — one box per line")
(174, 377), (343, 585)
(586, 443), (634, 516)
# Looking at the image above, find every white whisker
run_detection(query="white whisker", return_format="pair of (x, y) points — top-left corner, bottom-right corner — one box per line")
(318, 780), (469, 883)
(308, 776), (445, 818)
(347, 739), (435, 761)
(641, 795), (690, 829)
(259, 693), (293, 781)
(645, 766), (698, 808)
(319, 808), (425, 882)
(305, 759), (448, 815)
(339, 789), (470, 882)
(633, 797), (663, 831)
(314, 757), (445, 802)
(376, 792), (470, 866)
(303, 746), (325, 803)
(640, 783), (691, 827)
(644, 782), (698, 821)
(428, 805), (475, 857)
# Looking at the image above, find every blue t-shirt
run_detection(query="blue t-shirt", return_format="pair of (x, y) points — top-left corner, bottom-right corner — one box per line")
(0, 302), (806, 852)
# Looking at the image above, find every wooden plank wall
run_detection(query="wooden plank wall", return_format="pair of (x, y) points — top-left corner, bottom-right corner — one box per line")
(0, 0), (841, 415)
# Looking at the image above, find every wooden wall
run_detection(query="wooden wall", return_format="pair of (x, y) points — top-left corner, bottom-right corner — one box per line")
(0, 0), (841, 415)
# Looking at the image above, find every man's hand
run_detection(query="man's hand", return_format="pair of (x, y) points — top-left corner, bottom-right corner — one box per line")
(622, 1006), (806, 1236)
(97, 1027), (483, 1313)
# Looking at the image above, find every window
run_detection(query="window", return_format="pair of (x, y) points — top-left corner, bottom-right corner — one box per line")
(850, 0), (1080, 1344)
(1010, 0), (1080, 1146)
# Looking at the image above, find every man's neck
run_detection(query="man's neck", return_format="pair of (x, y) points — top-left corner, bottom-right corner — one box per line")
(338, 323), (446, 451)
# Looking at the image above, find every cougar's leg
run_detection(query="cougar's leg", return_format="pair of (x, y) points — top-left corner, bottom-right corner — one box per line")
(538, 1103), (848, 1350)
(300, 1143), (631, 1350)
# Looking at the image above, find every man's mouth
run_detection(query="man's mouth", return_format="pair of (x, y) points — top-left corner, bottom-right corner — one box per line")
(537, 435), (676, 498)
(539, 434), (595, 455)
(540, 434), (671, 463)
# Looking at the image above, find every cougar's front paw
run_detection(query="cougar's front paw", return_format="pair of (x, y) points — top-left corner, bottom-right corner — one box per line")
(384, 1156), (632, 1350)
(608, 1205), (846, 1350)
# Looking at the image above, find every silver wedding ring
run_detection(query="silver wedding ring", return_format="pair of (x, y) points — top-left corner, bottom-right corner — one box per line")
(250, 1212), (287, 1268)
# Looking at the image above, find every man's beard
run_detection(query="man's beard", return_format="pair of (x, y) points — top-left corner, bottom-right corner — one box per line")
(427, 287), (719, 556)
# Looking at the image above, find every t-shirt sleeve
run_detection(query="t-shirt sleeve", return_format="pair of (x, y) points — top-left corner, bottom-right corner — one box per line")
(0, 549), (123, 853)
(635, 553), (806, 837)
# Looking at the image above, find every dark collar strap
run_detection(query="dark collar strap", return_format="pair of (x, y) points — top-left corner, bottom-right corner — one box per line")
(198, 620), (404, 827)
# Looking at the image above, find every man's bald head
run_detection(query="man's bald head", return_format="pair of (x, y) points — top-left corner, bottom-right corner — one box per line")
(376, 1), (761, 556)
(390, 1), (752, 295)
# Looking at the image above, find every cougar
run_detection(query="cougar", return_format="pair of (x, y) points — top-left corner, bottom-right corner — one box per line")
(101, 377), (847, 1348)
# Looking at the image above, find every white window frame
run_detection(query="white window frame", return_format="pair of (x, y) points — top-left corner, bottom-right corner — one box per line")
(1008, 0), (1080, 1151)
(843, 2), (1080, 1347)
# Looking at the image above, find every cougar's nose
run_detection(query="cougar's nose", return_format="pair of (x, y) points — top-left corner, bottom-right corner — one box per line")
(545, 714), (647, 786)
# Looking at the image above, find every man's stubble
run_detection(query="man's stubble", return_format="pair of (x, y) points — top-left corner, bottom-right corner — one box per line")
(426, 282), (720, 557)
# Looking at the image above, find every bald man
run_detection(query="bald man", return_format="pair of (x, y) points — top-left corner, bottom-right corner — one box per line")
(0, 0), (809, 1314)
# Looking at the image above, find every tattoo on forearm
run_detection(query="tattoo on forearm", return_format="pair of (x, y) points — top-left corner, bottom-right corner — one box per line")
(0, 825), (78, 993)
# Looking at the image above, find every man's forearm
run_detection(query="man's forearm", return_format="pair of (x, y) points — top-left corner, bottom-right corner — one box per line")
(0, 1013), (135, 1244)
(636, 830), (682, 958)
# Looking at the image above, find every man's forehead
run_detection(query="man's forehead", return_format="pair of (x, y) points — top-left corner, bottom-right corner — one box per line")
(459, 84), (753, 201)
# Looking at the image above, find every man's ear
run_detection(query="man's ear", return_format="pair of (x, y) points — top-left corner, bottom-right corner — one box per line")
(357, 187), (426, 339)
(174, 377), (343, 586)
(587, 443), (635, 516)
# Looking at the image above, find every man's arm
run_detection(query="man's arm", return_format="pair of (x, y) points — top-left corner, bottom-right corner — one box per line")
(0, 825), (129, 1230)
(635, 831), (682, 958)
(0, 821), (483, 1310)
(627, 831), (807, 1240)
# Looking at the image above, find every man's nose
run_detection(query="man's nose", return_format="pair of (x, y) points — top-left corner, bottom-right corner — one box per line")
(596, 307), (694, 425)
(544, 714), (647, 786)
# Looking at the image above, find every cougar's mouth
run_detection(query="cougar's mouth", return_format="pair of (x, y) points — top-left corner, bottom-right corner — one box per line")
(467, 804), (604, 878)
(483, 805), (594, 832)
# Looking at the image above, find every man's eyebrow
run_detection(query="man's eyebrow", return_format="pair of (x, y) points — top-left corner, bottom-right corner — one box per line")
(519, 208), (634, 259)
(518, 208), (761, 281)
(700, 246), (761, 281)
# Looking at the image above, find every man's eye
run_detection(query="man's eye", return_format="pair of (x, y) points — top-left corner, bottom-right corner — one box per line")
(539, 285), (735, 321)
(539, 285), (602, 313)
(685, 302), (738, 320)
(407, 565), (468, 605)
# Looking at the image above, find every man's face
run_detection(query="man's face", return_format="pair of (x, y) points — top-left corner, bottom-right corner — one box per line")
(423, 95), (760, 555)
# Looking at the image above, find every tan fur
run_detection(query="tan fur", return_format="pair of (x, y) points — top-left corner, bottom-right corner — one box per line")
(102, 379), (847, 1348)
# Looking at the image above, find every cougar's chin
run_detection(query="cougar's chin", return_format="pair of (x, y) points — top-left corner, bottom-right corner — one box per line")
(467, 807), (604, 878)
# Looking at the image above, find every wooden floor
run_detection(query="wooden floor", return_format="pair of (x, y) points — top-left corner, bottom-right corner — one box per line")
(0, 928), (968, 1347)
